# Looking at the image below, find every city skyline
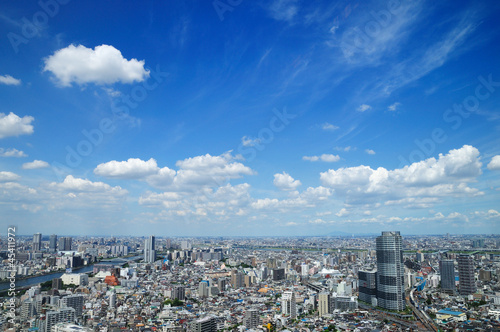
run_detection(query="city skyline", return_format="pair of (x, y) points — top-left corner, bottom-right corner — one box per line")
(0, 1), (499, 236)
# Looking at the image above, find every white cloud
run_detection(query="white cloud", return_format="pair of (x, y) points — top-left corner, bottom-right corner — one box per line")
(241, 136), (261, 147)
(22, 160), (49, 170)
(0, 112), (34, 139)
(0, 148), (27, 157)
(320, 145), (483, 205)
(303, 154), (340, 162)
(0, 171), (20, 182)
(95, 152), (253, 190)
(0, 74), (21, 86)
(357, 104), (372, 112)
(336, 208), (349, 217)
(388, 102), (401, 111)
(487, 155), (500, 170)
(268, 0), (299, 22)
(273, 172), (301, 191)
(365, 149), (376, 155)
(95, 158), (160, 179)
(43, 44), (150, 87)
(321, 122), (339, 131)
(50, 175), (128, 194)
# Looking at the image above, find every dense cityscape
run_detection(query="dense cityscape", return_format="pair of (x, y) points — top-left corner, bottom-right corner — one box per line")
(0, 232), (499, 331)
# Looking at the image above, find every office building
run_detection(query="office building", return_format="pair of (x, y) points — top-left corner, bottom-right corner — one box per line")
(144, 235), (156, 263)
(244, 309), (260, 329)
(281, 291), (297, 318)
(376, 231), (405, 311)
(173, 285), (186, 301)
(49, 234), (58, 251)
(358, 270), (377, 305)
(109, 292), (116, 309)
(272, 268), (285, 281)
(189, 316), (217, 332)
(58, 237), (72, 251)
(44, 307), (76, 332)
(318, 292), (331, 316)
(20, 300), (36, 320)
(230, 270), (244, 288)
(52, 278), (63, 290)
(458, 255), (477, 295)
(60, 294), (84, 317)
(33, 233), (42, 252)
(439, 259), (455, 293)
(199, 280), (209, 298)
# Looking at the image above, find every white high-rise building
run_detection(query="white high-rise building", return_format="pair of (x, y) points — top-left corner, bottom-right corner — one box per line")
(144, 235), (156, 263)
(281, 291), (297, 318)
(376, 231), (405, 311)
(33, 233), (42, 252)
(44, 307), (75, 332)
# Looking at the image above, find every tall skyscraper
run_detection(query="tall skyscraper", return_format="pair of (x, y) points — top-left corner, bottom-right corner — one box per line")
(58, 237), (72, 251)
(65, 237), (72, 251)
(376, 231), (405, 311)
(49, 234), (58, 251)
(33, 233), (42, 252)
(458, 255), (476, 295)
(358, 270), (377, 305)
(144, 236), (156, 263)
(439, 259), (455, 293)
(281, 291), (297, 318)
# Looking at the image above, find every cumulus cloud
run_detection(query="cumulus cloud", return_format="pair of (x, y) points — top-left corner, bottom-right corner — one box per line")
(320, 145), (483, 205)
(0, 171), (20, 182)
(487, 155), (500, 170)
(0, 74), (21, 86)
(22, 160), (49, 169)
(365, 149), (376, 155)
(357, 104), (372, 112)
(273, 172), (301, 191)
(43, 44), (150, 87)
(50, 175), (128, 195)
(95, 152), (253, 190)
(303, 154), (340, 162)
(95, 158), (160, 179)
(0, 148), (27, 157)
(0, 112), (34, 139)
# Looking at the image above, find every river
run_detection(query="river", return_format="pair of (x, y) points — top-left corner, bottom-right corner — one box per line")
(0, 255), (141, 291)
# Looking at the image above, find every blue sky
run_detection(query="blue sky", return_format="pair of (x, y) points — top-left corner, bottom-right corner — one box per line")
(0, 0), (499, 236)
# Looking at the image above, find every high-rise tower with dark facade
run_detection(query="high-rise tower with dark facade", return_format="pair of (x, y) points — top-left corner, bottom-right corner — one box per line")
(439, 259), (455, 293)
(458, 255), (476, 295)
